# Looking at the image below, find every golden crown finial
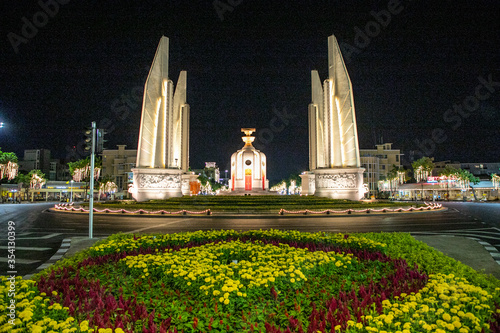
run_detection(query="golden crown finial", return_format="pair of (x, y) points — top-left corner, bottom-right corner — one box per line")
(241, 128), (256, 146)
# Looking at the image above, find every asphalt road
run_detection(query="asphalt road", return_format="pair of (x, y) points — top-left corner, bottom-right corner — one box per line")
(1, 201), (499, 277)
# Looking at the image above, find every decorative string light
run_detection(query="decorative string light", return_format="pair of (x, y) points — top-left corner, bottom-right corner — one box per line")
(0, 161), (18, 180)
(30, 173), (46, 189)
(73, 165), (101, 182)
(54, 204), (211, 215)
(279, 202), (441, 215)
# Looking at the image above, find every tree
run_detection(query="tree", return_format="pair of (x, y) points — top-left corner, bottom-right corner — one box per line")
(29, 170), (46, 189)
(15, 173), (31, 200)
(383, 165), (409, 197)
(439, 165), (480, 200)
(439, 166), (480, 188)
(98, 174), (118, 199)
(68, 157), (102, 201)
(492, 171), (500, 190)
(0, 149), (19, 181)
(14, 170), (47, 202)
(412, 157), (435, 182)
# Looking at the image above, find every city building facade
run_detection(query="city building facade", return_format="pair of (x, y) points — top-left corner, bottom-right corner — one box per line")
(18, 149), (51, 175)
(433, 161), (500, 178)
(360, 143), (401, 198)
(101, 145), (137, 199)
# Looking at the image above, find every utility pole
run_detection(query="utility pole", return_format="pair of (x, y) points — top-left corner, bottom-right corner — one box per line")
(89, 121), (96, 239)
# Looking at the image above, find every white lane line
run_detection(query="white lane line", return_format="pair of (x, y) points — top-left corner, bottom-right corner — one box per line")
(0, 257), (40, 265)
(124, 219), (188, 234)
(17, 233), (63, 240)
(412, 232), (500, 241)
(28, 228), (75, 231)
(438, 230), (500, 236)
(0, 246), (51, 251)
(17, 232), (34, 237)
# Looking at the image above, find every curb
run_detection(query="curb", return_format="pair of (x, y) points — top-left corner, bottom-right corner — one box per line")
(23, 238), (71, 280)
(474, 239), (500, 266)
(49, 206), (446, 218)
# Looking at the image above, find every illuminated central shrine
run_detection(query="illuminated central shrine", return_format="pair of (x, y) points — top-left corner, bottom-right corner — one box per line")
(301, 35), (365, 200)
(230, 128), (269, 194)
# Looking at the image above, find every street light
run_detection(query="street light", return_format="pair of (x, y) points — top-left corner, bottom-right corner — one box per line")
(70, 180), (74, 203)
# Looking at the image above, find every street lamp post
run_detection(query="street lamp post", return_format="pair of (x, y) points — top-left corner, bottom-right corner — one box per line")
(70, 180), (74, 203)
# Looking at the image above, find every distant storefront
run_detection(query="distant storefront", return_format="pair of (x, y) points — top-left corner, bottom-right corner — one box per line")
(380, 179), (499, 201)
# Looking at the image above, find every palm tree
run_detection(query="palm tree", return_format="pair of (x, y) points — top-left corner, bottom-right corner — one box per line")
(412, 157), (435, 200)
(439, 166), (480, 200)
(385, 165), (408, 198)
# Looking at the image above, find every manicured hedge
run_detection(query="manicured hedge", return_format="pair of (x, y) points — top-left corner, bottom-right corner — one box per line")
(89, 196), (419, 213)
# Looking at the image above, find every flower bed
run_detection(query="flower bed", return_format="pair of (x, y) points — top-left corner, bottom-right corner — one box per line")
(1, 230), (499, 332)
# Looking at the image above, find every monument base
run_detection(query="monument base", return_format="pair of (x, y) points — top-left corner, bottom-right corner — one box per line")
(181, 172), (200, 196)
(131, 168), (183, 202)
(313, 167), (365, 200)
(299, 171), (316, 196)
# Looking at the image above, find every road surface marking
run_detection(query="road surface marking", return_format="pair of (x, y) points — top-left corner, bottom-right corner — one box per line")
(0, 246), (51, 251)
(0, 257), (40, 265)
(17, 233), (63, 240)
(125, 219), (187, 234)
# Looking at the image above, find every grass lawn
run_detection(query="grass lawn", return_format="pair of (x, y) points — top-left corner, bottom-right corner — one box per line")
(88, 196), (421, 213)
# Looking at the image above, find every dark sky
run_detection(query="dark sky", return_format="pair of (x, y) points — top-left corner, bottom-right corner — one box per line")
(0, 0), (499, 182)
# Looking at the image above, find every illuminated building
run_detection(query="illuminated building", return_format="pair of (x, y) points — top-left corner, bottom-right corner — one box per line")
(230, 128), (269, 194)
(101, 145), (137, 199)
(360, 143), (402, 197)
(302, 35), (365, 200)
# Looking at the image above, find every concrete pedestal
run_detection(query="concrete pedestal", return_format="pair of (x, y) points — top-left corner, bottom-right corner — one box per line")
(131, 168), (183, 202)
(181, 172), (199, 196)
(313, 167), (365, 200)
(299, 172), (316, 196)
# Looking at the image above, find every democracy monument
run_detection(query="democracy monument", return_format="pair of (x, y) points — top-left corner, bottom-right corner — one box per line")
(130, 36), (197, 202)
(130, 35), (364, 200)
(301, 35), (365, 200)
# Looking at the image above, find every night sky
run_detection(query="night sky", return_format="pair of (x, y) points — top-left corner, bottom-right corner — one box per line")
(1, 0), (499, 182)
